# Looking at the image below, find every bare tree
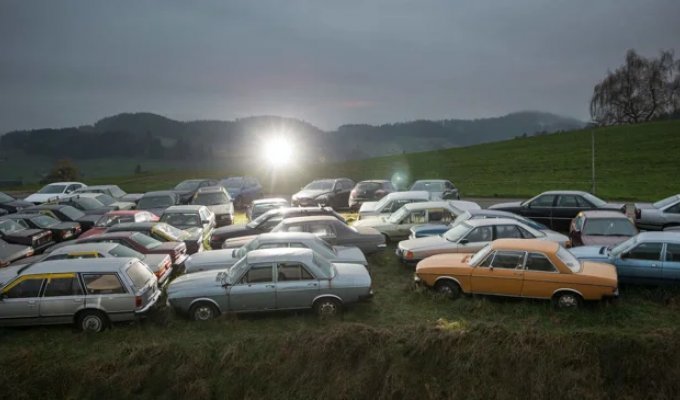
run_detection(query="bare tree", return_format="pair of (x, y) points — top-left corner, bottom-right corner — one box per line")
(590, 49), (680, 125)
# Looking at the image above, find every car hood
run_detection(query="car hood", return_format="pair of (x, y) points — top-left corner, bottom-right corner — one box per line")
(3, 199), (33, 211)
(212, 224), (254, 239)
(142, 253), (170, 272)
(399, 235), (449, 252)
(76, 214), (100, 227)
(580, 235), (631, 247)
(223, 235), (257, 249)
(488, 201), (524, 210)
(293, 189), (329, 199)
(331, 263), (371, 287)
(353, 226), (384, 238)
(352, 216), (389, 228)
(205, 204), (233, 215)
(185, 249), (239, 273)
(24, 193), (66, 203)
(52, 221), (80, 231)
(415, 253), (472, 274)
(167, 269), (226, 296)
(358, 201), (379, 213)
(334, 246), (368, 266)
(183, 227), (204, 240)
(0, 241), (33, 266)
(569, 245), (610, 262)
(542, 231), (570, 245)
(580, 261), (617, 286)
(4, 228), (45, 241)
(602, 202), (626, 212)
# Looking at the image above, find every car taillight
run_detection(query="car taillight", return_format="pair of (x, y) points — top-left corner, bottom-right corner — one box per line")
(350, 189), (357, 197)
(405, 251), (414, 260)
(635, 208), (641, 219)
(135, 296), (142, 308)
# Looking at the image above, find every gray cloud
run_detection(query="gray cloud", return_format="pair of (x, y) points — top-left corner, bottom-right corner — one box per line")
(0, 0), (678, 131)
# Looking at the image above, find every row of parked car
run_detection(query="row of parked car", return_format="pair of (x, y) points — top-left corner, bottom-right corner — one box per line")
(1, 176), (680, 332)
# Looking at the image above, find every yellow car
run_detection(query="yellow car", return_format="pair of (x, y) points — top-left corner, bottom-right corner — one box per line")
(415, 239), (618, 308)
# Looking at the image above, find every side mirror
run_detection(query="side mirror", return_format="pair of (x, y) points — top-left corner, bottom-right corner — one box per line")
(459, 238), (469, 245)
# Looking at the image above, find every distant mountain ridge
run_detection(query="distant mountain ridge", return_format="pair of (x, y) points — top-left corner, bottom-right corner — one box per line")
(0, 111), (585, 162)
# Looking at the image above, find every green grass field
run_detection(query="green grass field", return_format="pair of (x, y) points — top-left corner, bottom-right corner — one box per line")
(2, 213), (680, 398)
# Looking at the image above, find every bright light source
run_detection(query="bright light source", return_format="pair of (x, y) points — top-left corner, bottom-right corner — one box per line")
(263, 136), (293, 167)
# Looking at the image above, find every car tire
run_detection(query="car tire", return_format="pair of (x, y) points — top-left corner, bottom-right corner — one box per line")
(77, 310), (109, 333)
(313, 297), (343, 318)
(434, 280), (461, 300)
(190, 302), (220, 321)
(553, 292), (582, 310)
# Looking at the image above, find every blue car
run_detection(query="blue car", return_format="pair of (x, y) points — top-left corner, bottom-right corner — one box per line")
(570, 232), (680, 285)
(409, 209), (549, 239)
(220, 177), (263, 208)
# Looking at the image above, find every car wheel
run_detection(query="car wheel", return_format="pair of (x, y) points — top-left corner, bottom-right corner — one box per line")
(553, 292), (582, 310)
(434, 280), (461, 299)
(313, 298), (342, 317)
(77, 310), (108, 333)
(190, 302), (219, 321)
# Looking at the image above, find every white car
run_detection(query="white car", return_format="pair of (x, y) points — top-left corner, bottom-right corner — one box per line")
(358, 191), (430, 220)
(24, 182), (87, 204)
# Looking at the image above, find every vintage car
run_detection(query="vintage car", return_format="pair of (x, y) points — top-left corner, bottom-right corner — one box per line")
(415, 239), (618, 308)
(0, 257), (160, 332)
(220, 176), (263, 209)
(22, 204), (100, 231)
(166, 247), (373, 320)
(0, 217), (54, 253)
(291, 178), (355, 209)
(23, 182), (87, 204)
(173, 179), (219, 205)
(397, 218), (568, 264)
(190, 186), (234, 227)
(409, 179), (460, 200)
(409, 209), (551, 239)
(160, 205), (215, 243)
(74, 185), (143, 204)
(11, 242), (173, 285)
(46, 231), (188, 267)
(569, 210), (638, 247)
(353, 201), (481, 241)
(107, 222), (204, 254)
(2, 213), (81, 242)
(210, 207), (345, 249)
(0, 239), (34, 268)
(188, 232), (366, 273)
(349, 180), (397, 211)
(358, 191), (431, 220)
(137, 190), (181, 217)
(634, 194), (680, 231)
(489, 190), (626, 232)
(265, 216), (386, 254)
(0, 192), (33, 214)
(246, 198), (289, 221)
(570, 232), (680, 285)
(80, 210), (159, 239)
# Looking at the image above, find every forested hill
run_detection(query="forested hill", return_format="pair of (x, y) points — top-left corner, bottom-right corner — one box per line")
(0, 111), (584, 162)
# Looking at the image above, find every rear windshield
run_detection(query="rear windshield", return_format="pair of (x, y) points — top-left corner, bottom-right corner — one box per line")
(356, 182), (382, 191)
(131, 232), (162, 250)
(110, 244), (145, 260)
(73, 197), (104, 210)
(94, 194), (116, 206)
(96, 214), (134, 227)
(30, 215), (60, 228)
(583, 218), (637, 236)
(653, 195), (679, 209)
(38, 184), (66, 194)
(60, 206), (85, 220)
(161, 213), (201, 227)
(126, 261), (155, 289)
(138, 195), (174, 209)
(192, 192), (230, 206)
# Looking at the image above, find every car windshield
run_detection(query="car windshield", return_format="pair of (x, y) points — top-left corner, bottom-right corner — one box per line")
(0, 192), (14, 202)
(192, 192), (230, 206)
(95, 214), (134, 228)
(221, 177), (243, 189)
(469, 245), (492, 266)
(138, 195), (173, 209)
(131, 232), (162, 249)
(356, 182), (382, 191)
(109, 244), (145, 259)
(304, 180), (334, 191)
(60, 206), (85, 220)
(313, 238), (336, 258)
(126, 261), (155, 289)
(0, 219), (27, 234)
(313, 253), (335, 278)
(452, 212), (471, 227)
(388, 207), (410, 224)
(73, 197), (105, 210)
(653, 195), (679, 209)
(161, 213), (201, 227)
(557, 247), (581, 272)
(583, 218), (637, 236)
(583, 193), (607, 207)
(175, 180), (201, 191)
(153, 223), (187, 241)
(610, 236), (637, 256)
(30, 215), (60, 228)
(443, 223), (472, 242)
(411, 181), (444, 192)
(38, 184), (67, 194)
(94, 194), (115, 206)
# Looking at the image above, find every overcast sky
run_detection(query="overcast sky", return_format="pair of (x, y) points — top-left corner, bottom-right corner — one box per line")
(0, 0), (678, 132)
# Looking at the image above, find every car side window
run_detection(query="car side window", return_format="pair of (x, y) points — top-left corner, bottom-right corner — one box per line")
(427, 209), (452, 223)
(557, 195), (579, 207)
(530, 195), (555, 207)
(289, 242), (308, 249)
(43, 276), (84, 297)
(3, 278), (44, 299)
(525, 253), (557, 272)
(465, 226), (493, 242)
(495, 225), (523, 239)
(666, 243), (680, 262)
(477, 252), (494, 268)
(308, 223), (335, 238)
(490, 251), (525, 269)
(257, 243), (288, 250)
(242, 264), (273, 284)
(408, 210), (427, 224)
(627, 242), (663, 261)
(81, 274), (126, 295)
(666, 203), (680, 214)
(283, 224), (304, 233)
(517, 226), (536, 239)
(576, 196), (593, 207)
(277, 262), (314, 281)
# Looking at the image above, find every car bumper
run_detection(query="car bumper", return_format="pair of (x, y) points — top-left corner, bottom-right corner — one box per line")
(135, 289), (162, 315)
(395, 247), (418, 265)
(358, 289), (374, 302)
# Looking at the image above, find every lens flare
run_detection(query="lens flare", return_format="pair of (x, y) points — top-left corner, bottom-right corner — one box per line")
(263, 136), (293, 167)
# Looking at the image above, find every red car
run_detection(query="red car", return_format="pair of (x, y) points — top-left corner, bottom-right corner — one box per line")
(569, 210), (638, 247)
(80, 210), (159, 239)
(61, 231), (188, 266)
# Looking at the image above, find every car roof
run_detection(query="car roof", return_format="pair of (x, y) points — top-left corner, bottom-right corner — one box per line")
(247, 247), (314, 263)
(540, 190), (590, 196)
(636, 231), (680, 242)
(163, 205), (204, 212)
(17, 257), (137, 275)
(491, 239), (559, 253)
(179, 179), (211, 183)
(383, 191), (430, 200)
(51, 242), (120, 254)
(196, 186), (226, 193)
(142, 190), (176, 197)
(77, 185), (118, 190)
(252, 198), (288, 205)
(461, 218), (526, 227)
(68, 193), (104, 199)
(279, 215), (338, 224)
(109, 222), (157, 230)
(413, 179), (449, 183)
(82, 231), (135, 240)
(579, 210), (628, 218)
(43, 182), (85, 186)
(466, 209), (517, 217)
(258, 232), (319, 241)
(26, 204), (72, 210)
(357, 180), (390, 184)
(402, 201), (462, 211)
(104, 210), (146, 216)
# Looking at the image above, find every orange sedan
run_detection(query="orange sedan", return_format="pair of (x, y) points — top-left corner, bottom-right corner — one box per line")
(415, 239), (618, 309)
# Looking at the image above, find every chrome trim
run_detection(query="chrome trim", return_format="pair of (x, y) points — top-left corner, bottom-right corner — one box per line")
(433, 276), (462, 288)
(551, 288), (584, 297)
(311, 293), (343, 304)
(188, 297), (221, 312)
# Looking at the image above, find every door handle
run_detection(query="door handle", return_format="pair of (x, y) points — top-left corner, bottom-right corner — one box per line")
(265, 284), (275, 288)
(73, 298), (83, 302)
(651, 264), (659, 268)
(307, 283), (318, 287)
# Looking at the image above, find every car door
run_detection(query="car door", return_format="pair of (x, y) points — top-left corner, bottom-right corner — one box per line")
(470, 250), (525, 296)
(275, 262), (319, 309)
(227, 263), (276, 311)
(0, 275), (45, 324)
(552, 195), (587, 232)
(392, 210), (426, 239)
(81, 273), (134, 316)
(523, 195), (555, 228)
(520, 252), (560, 298)
(616, 242), (664, 284)
(662, 242), (680, 282)
(39, 273), (85, 324)
(458, 226), (493, 253)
